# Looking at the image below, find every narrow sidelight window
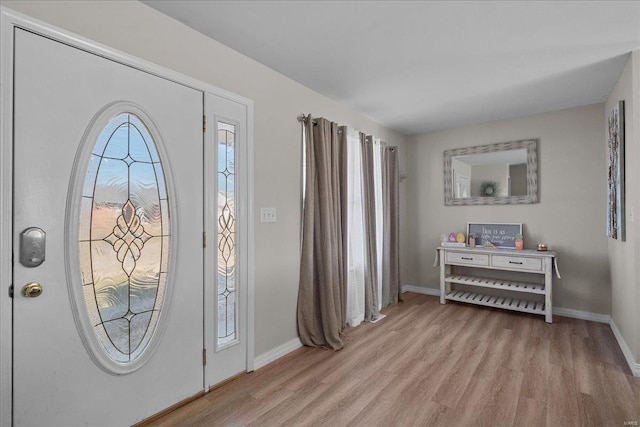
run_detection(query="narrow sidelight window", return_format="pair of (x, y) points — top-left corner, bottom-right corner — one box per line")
(217, 121), (237, 347)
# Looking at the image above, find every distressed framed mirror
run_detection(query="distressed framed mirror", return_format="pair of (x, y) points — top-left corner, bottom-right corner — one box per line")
(444, 139), (538, 205)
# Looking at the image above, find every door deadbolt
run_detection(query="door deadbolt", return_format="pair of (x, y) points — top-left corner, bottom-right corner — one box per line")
(19, 227), (46, 268)
(22, 282), (43, 298)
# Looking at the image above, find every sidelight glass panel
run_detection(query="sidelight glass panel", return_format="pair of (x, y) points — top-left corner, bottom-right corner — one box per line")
(79, 112), (170, 364)
(217, 121), (237, 347)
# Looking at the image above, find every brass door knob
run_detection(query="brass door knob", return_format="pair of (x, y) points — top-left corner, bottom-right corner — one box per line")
(22, 282), (43, 298)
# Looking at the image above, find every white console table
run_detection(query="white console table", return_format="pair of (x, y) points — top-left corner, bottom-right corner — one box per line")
(438, 246), (559, 323)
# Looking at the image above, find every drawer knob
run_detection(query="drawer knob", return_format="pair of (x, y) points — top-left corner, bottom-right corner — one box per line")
(509, 261), (523, 265)
(461, 257), (473, 260)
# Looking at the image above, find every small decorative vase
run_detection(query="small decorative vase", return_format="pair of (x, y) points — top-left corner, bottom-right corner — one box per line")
(515, 236), (524, 251)
(469, 236), (475, 247)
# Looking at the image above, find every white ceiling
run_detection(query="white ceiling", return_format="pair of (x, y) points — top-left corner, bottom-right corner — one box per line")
(142, 1), (640, 135)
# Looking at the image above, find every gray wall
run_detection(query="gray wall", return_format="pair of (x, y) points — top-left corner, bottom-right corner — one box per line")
(405, 103), (611, 315)
(606, 52), (639, 364)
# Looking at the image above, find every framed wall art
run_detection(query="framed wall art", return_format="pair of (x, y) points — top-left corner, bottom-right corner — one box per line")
(467, 222), (522, 249)
(607, 100), (625, 241)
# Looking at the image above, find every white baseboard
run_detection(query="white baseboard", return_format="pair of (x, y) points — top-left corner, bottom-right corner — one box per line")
(253, 337), (303, 370)
(402, 285), (440, 296)
(610, 320), (640, 377)
(552, 307), (610, 324)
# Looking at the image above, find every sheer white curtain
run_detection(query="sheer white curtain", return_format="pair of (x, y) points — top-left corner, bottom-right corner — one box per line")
(346, 130), (386, 325)
(372, 137), (384, 311)
(346, 128), (366, 326)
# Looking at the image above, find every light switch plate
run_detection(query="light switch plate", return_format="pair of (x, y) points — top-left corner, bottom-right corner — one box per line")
(260, 207), (277, 223)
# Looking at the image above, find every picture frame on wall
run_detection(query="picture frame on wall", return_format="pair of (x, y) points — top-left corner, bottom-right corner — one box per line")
(607, 100), (625, 241)
(467, 222), (522, 249)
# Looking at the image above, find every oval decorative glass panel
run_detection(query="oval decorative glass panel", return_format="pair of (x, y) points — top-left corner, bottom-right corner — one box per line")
(78, 111), (170, 365)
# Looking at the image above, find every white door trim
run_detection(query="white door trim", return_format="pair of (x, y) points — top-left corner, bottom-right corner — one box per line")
(0, 7), (255, 425)
(0, 9), (15, 427)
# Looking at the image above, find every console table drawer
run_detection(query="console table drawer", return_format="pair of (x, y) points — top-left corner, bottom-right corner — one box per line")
(492, 255), (542, 271)
(446, 252), (489, 266)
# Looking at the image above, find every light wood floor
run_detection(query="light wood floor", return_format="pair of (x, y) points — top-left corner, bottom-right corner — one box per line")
(150, 292), (640, 427)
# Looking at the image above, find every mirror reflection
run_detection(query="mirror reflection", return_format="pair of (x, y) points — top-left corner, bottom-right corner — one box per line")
(452, 149), (527, 198)
(444, 139), (537, 206)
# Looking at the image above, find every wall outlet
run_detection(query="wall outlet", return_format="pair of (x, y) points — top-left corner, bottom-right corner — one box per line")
(260, 207), (277, 223)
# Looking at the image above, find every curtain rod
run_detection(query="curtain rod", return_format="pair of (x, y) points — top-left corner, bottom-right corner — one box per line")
(297, 114), (317, 125)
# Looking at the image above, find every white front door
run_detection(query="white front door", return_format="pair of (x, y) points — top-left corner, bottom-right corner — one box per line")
(13, 28), (204, 426)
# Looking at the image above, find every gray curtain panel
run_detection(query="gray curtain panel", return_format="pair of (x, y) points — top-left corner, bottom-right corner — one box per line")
(297, 116), (347, 350)
(381, 145), (402, 307)
(361, 134), (381, 321)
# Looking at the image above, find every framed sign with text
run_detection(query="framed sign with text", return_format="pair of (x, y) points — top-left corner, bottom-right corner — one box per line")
(467, 223), (522, 249)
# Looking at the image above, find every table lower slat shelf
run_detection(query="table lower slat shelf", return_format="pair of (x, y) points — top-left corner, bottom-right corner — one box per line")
(445, 290), (545, 316)
(445, 274), (545, 294)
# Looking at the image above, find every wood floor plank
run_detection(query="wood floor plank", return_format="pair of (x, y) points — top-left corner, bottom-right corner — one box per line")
(405, 401), (454, 427)
(247, 347), (330, 399)
(514, 395), (547, 426)
(380, 337), (428, 375)
(546, 364), (583, 426)
(147, 293), (639, 427)
(431, 339), (489, 408)
(202, 387), (290, 426)
(505, 310), (536, 337)
(283, 370), (396, 426)
(472, 327), (517, 378)
(578, 392), (606, 427)
(504, 323), (531, 372)
(248, 380), (332, 426)
(348, 360), (430, 427)
(409, 299), (449, 332)
(573, 359), (600, 397)
(569, 318), (591, 338)
(593, 364), (639, 425)
(587, 321), (628, 369)
(319, 330), (406, 386)
(309, 371), (397, 426)
(146, 396), (214, 427)
(446, 307), (492, 353)
(472, 367), (523, 427)
(469, 307), (509, 344)
(403, 347), (460, 401)
(629, 374), (640, 403)
(549, 320), (574, 369)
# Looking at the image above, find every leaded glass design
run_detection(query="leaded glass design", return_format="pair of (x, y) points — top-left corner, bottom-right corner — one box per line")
(79, 112), (169, 363)
(217, 121), (237, 347)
